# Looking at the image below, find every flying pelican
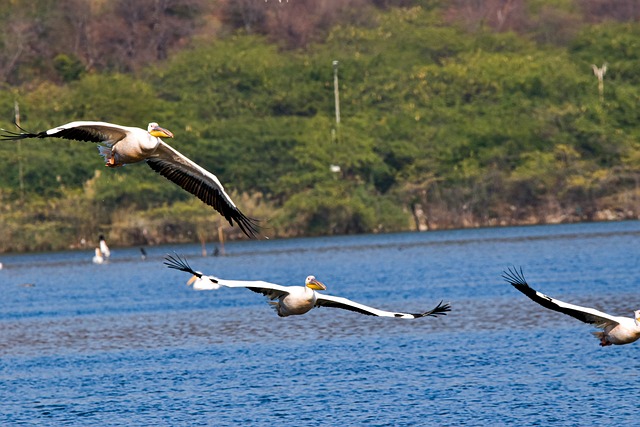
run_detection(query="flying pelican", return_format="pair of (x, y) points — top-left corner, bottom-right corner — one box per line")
(503, 267), (640, 346)
(165, 254), (451, 319)
(0, 121), (258, 237)
(99, 234), (110, 259)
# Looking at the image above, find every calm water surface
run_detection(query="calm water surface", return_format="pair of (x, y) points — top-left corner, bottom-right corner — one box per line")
(1, 221), (640, 426)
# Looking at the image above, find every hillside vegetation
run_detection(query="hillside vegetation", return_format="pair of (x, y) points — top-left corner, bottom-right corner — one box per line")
(1, 0), (639, 252)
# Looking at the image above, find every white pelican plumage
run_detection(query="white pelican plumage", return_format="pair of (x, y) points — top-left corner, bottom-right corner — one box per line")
(187, 272), (222, 291)
(0, 121), (258, 237)
(99, 234), (110, 259)
(165, 254), (451, 319)
(503, 267), (640, 346)
(92, 248), (104, 264)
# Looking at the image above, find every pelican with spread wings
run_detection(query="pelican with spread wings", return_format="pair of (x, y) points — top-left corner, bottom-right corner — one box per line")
(165, 254), (451, 319)
(0, 121), (258, 237)
(503, 267), (640, 346)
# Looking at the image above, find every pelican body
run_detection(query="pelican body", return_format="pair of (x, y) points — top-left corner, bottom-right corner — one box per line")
(503, 267), (640, 346)
(187, 272), (221, 291)
(276, 276), (326, 316)
(165, 254), (451, 319)
(0, 121), (258, 237)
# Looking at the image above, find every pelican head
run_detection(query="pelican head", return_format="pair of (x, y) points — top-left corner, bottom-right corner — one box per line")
(635, 310), (640, 323)
(147, 122), (174, 138)
(305, 275), (326, 291)
(187, 273), (203, 286)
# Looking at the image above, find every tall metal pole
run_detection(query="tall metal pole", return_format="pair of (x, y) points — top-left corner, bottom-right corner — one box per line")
(14, 100), (25, 205)
(333, 60), (340, 127)
(330, 60), (342, 174)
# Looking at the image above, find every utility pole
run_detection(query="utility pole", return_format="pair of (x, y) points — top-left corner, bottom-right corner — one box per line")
(333, 60), (340, 126)
(332, 60), (340, 141)
(330, 60), (341, 175)
(14, 100), (25, 205)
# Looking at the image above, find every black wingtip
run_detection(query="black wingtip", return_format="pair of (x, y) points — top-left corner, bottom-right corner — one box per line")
(14, 122), (33, 134)
(164, 252), (199, 277)
(0, 124), (34, 140)
(417, 300), (451, 318)
(233, 211), (261, 239)
(502, 266), (528, 287)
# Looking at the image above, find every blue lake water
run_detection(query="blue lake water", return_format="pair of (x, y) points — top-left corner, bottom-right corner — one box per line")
(1, 221), (640, 426)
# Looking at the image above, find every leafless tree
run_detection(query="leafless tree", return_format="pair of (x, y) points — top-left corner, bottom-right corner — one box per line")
(580, 0), (640, 22)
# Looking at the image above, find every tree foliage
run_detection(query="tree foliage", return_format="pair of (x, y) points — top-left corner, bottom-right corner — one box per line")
(1, 2), (640, 252)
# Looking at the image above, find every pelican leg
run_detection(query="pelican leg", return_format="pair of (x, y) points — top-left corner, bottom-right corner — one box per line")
(105, 154), (125, 168)
(106, 155), (117, 167)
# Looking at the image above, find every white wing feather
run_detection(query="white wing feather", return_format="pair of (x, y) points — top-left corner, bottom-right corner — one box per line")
(215, 278), (291, 300)
(529, 290), (621, 327)
(315, 293), (414, 317)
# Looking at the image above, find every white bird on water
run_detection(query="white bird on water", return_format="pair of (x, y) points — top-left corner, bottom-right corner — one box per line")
(99, 234), (110, 260)
(165, 254), (451, 319)
(503, 267), (640, 346)
(0, 121), (259, 237)
(92, 248), (104, 264)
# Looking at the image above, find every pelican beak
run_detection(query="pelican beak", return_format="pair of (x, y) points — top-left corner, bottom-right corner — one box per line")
(149, 124), (174, 138)
(187, 275), (198, 286)
(307, 278), (327, 291)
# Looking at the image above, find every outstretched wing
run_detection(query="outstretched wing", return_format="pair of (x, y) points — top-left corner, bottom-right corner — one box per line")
(502, 267), (620, 327)
(215, 278), (291, 300)
(315, 293), (451, 319)
(0, 121), (129, 145)
(147, 141), (259, 238)
(164, 253), (288, 299)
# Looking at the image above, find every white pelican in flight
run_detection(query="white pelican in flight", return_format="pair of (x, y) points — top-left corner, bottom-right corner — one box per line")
(165, 254), (451, 319)
(503, 267), (640, 346)
(0, 121), (259, 237)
